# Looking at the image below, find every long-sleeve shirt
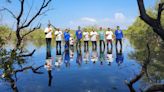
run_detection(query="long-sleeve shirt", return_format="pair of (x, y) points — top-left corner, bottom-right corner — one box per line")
(64, 32), (70, 41)
(115, 30), (123, 39)
(76, 30), (82, 40)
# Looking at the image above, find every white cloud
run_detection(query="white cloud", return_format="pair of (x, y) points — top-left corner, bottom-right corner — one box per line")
(69, 17), (97, 29)
(69, 13), (135, 29)
(80, 17), (97, 23)
(114, 13), (126, 22)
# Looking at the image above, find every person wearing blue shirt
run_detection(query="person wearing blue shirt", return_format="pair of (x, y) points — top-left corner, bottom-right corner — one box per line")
(64, 29), (70, 50)
(115, 26), (123, 50)
(76, 26), (82, 49)
(64, 50), (70, 68)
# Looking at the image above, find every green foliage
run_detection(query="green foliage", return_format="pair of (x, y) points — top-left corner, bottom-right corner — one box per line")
(126, 1), (164, 85)
(0, 26), (15, 40)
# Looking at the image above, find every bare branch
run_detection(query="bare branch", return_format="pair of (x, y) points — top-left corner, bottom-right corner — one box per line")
(21, 24), (41, 39)
(20, 0), (52, 29)
(14, 65), (44, 74)
(1, 8), (17, 19)
(19, 49), (36, 57)
(22, 1), (33, 26)
(39, 7), (54, 16)
(17, 0), (25, 26)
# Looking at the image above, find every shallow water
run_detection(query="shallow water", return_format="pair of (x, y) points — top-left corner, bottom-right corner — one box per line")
(0, 39), (143, 92)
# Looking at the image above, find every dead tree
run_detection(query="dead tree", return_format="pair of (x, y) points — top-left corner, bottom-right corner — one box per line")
(137, 0), (164, 40)
(2, 0), (52, 56)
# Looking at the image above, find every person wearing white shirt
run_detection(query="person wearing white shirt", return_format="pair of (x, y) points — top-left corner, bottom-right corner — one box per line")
(83, 29), (90, 51)
(44, 24), (53, 56)
(55, 28), (63, 50)
(106, 28), (114, 49)
(90, 29), (98, 50)
(106, 50), (113, 66)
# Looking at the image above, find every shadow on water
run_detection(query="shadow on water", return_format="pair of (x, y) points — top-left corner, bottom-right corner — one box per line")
(0, 38), (163, 92)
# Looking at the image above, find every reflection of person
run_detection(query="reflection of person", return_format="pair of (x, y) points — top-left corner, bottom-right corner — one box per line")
(76, 26), (82, 49)
(90, 29), (98, 50)
(64, 29), (70, 50)
(83, 29), (90, 51)
(55, 28), (63, 50)
(76, 49), (82, 67)
(99, 48), (105, 65)
(70, 48), (74, 62)
(115, 26), (123, 50)
(116, 47), (124, 66)
(44, 24), (53, 56)
(106, 28), (114, 49)
(44, 57), (53, 87)
(106, 50), (113, 66)
(55, 52), (63, 70)
(84, 49), (89, 64)
(44, 58), (53, 70)
(69, 34), (74, 48)
(98, 27), (105, 51)
(91, 50), (98, 64)
(64, 50), (70, 67)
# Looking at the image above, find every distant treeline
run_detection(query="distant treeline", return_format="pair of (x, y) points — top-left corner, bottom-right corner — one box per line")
(0, 25), (128, 42)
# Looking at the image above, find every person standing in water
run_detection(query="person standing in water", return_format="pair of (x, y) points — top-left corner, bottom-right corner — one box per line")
(44, 24), (53, 57)
(115, 26), (124, 51)
(75, 26), (83, 49)
(83, 28), (90, 51)
(90, 29), (98, 50)
(64, 29), (70, 50)
(98, 27), (105, 51)
(106, 28), (114, 49)
(55, 28), (63, 50)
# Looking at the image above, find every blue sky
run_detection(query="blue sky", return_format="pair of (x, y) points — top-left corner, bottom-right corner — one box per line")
(0, 0), (156, 29)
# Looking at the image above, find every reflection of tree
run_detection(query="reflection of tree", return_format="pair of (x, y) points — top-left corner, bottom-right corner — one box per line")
(127, 37), (164, 92)
(126, 44), (151, 92)
(1, 60), (44, 92)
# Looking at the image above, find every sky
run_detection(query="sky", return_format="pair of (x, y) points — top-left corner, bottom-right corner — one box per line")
(0, 0), (156, 30)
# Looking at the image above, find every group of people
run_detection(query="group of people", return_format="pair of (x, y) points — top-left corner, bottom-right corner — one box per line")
(44, 24), (124, 86)
(44, 24), (124, 52)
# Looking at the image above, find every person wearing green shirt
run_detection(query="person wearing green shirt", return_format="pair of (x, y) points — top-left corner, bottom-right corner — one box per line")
(98, 27), (105, 50)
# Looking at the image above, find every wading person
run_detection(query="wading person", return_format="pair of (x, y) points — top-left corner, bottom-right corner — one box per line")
(115, 26), (123, 51)
(64, 29), (70, 50)
(90, 29), (98, 50)
(75, 26), (82, 49)
(44, 24), (53, 57)
(55, 28), (63, 50)
(83, 28), (90, 51)
(98, 27), (105, 51)
(106, 28), (114, 49)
